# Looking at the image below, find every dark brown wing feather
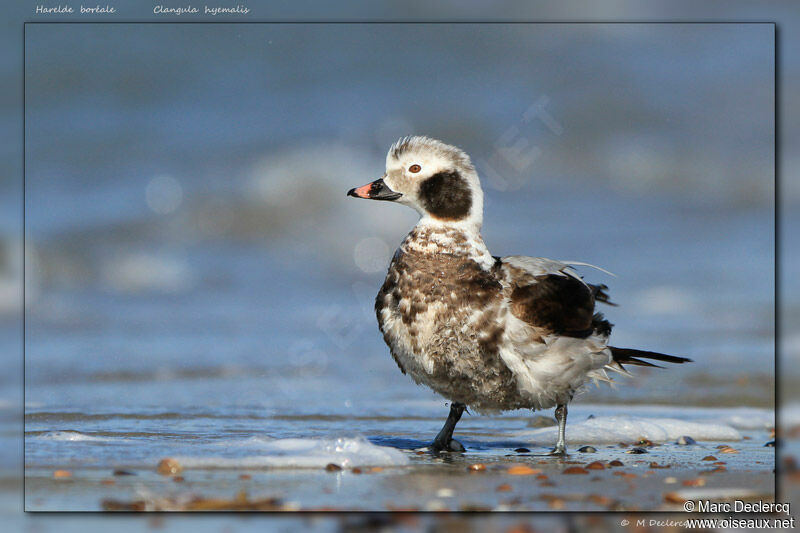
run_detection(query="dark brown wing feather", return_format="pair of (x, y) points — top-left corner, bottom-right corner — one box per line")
(510, 274), (596, 338)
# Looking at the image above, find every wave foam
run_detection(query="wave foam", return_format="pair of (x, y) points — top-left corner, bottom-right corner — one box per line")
(31, 431), (120, 442)
(519, 416), (742, 445)
(178, 435), (408, 469)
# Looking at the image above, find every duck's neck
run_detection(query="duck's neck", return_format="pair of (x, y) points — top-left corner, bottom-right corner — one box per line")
(401, 219), (495, 270)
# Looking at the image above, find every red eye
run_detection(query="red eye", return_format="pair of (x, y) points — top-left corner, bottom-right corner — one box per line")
(409, 164), (421, 173)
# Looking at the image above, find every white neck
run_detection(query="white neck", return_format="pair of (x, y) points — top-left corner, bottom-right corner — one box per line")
(404, 217), (494, 270)
(416, 215), (482, 234)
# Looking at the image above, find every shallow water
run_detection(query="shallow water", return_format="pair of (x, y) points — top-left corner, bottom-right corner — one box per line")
(24, 403), (774, 511)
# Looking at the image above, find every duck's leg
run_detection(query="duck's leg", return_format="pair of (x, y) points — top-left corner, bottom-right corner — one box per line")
(548, 403), (568, 455)
(430, 402), (466, 452)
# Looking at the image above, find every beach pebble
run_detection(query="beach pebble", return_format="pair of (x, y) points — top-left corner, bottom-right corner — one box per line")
(102, 499), (147, 512)
(459, 503), (492, 512)
(664, 477), (677, 484)
(719, 446), (739, 454)
(608, 460), (624, 467)
(613, 472), (637, 479)
(627, 447), (648, 454)
(113, 469), (135, 476)
(157, 458), (182, 476)
(351, 468), (362, 474)
(325, 463), (343, 472)
(562, 466), (589, 475)
(496, 483), (512, 492)
(172, 476), (184, 482)
(589, 494), (611, 506)
(649, 462), (670, 469)
(638, 438), (655, 447)
(507, 465), (541, 476)
(467, 463), (486, 472)
(676, 436), (696, 445)
(100, 479), (115, 486)
(514, 447), (530, 453)
(664, 492), (686, 503)
(548, 498), (565, 510)
(53, 470), (72, 479)
(765, 440), (775, 447)
(577, 446), (597, 453)
(425, 500), (448, 511)
(239, 474), (252, 480)
(436, 488), (454, 498)
(682, 478), (706, 487)
(586, 461), (605, 470)
(702, 455), (717, 461)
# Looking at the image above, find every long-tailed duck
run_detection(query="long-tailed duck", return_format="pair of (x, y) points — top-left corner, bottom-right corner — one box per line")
(347, 136), (691, 454)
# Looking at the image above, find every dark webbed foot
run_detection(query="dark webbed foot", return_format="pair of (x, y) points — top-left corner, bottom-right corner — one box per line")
(430, 402), (466, 453)
(431, 437), (465, 453)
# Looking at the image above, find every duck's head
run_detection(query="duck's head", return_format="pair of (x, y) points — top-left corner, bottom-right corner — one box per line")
(348, 136), (484, 229)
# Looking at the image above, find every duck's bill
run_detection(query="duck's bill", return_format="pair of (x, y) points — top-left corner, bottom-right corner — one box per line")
(347, 178), (402, 201)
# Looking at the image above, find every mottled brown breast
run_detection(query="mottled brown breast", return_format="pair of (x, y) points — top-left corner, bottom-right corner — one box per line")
(375, 247), (531, 410)
(375, 246), (503, 371)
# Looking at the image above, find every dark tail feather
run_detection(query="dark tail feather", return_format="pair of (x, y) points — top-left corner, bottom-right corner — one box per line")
(610, 346), (692, 370)
(590, 284), (617, 306)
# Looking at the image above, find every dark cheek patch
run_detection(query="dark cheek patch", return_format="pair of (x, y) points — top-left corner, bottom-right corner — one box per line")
(418, 170), (472, 221)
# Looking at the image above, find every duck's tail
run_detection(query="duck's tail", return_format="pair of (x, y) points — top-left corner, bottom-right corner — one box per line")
(609, 346), (693, 370)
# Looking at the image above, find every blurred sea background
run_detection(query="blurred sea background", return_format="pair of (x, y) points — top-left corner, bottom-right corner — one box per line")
(0, 0), (795, 527)
(21, 22), (775, 409)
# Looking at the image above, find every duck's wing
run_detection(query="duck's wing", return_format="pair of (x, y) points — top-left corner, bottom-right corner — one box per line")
(494, 256), (690, 397)
(491, 256), (615, 406)
(496, 255), (610, 339)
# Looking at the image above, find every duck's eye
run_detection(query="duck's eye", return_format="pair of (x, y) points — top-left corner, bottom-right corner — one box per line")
(409, 164), (421, 173)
